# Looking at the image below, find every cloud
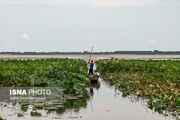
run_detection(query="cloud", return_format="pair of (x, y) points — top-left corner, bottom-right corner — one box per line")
(0, 0), (165, 7)
(22, 34), (30, 40)
(149, 40), (156, 44)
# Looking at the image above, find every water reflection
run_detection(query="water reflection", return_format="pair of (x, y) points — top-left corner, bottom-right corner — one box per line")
(89, 81), (100, 95)
(0, 91), (90, 119)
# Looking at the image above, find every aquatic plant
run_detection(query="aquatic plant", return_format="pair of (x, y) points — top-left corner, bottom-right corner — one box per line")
(96, 58), (180, 116)
(30, 111), (42, 117)
(0, 58), (90, 117)
(0, 116), (3, 120)
(17, 113), (24, 117)
(0, 58), (90, 95)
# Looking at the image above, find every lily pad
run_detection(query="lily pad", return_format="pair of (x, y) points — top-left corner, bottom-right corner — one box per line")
(17, 113), (24, 117)
(30, 111), (42, 117)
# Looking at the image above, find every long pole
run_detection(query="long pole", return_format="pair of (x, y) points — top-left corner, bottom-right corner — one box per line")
(89, 46), (94, 63)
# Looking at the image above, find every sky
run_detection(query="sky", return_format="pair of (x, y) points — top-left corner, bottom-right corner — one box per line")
(0, 0), (180, 52)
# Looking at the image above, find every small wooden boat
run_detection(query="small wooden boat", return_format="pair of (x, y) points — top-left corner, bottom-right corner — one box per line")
(90, 74), (99, 82)
(94, 69), (99, 73)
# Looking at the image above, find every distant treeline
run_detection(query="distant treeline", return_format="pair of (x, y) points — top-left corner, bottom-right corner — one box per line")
(114, 50), (180, 55)
(0, 50), (180, 55)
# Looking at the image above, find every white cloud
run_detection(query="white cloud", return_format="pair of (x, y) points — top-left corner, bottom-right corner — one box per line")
(22, 34), (30, 40)
(149, 40), (156, 44)
(0, 0), (164, 7)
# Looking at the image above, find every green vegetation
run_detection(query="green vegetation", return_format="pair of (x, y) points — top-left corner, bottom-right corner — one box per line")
(0, 58), (90, 117)
(96, 58), (180, 115)
(0, 116), (3, 120)
(17, 113), (24, 117)
(30, 111), (42, 117)
(21, 103), (29, 112)
(0, 58), (90, 95)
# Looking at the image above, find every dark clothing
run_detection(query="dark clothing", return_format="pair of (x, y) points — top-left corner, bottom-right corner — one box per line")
(89, 68), (93, 75)
(89, 63), (94, 75)
(90, 63), (94, 69)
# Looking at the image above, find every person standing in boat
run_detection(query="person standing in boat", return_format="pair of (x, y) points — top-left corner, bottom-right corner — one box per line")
(89, 60), (94, 75)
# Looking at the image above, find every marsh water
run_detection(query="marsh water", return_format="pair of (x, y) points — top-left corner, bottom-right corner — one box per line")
(0, 54), (179, 120)
(1, 54), (180, 61)
(0, 78), (176, 120)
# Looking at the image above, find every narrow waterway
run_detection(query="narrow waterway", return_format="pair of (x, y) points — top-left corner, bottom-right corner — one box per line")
(55, 77), (174, 120)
